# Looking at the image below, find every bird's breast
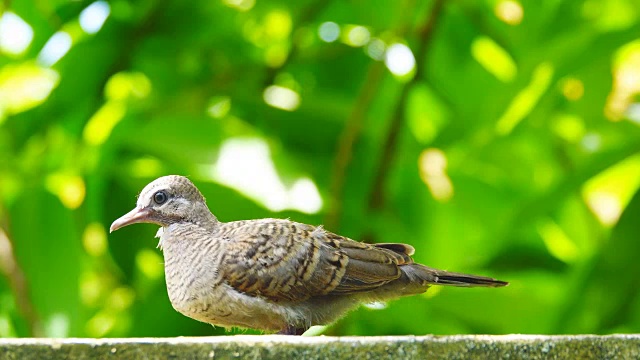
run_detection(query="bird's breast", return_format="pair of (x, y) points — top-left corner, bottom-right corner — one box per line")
(159, 225), (226, 316)
(157, 224), (298, 330)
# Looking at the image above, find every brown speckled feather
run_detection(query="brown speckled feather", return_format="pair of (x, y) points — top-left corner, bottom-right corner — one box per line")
(220, 221), (415, 302)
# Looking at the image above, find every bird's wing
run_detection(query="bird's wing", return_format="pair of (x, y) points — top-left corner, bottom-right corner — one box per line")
(220, 220), (414, 302)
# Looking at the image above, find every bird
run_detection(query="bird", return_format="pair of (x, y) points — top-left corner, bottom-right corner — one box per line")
(110, 175), (508, 335)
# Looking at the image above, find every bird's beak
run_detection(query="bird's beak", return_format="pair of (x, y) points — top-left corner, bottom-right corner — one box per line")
(110, 207), (152, 233)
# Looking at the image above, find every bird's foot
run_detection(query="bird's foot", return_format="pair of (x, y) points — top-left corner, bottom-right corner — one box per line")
(278, 326), (307, 335)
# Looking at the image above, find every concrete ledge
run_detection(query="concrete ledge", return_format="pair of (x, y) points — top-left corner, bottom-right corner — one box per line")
(0, 335), (638, 360)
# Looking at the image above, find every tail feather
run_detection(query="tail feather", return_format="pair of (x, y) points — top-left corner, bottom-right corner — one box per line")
(370, 264), (508, 299)
(429, 269), (508, 287)
(405, 264), (508, 288)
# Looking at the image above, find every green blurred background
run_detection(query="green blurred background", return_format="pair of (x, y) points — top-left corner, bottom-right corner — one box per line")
(1, 0), (640, 337)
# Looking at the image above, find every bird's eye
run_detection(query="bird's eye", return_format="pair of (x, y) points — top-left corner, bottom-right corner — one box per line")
(153, 191), (168, 205)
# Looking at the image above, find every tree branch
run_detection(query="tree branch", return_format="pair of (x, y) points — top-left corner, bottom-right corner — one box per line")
(0, 224), (42, 336)
(367, 0), (446, 213)
(325, 62), (386, 229)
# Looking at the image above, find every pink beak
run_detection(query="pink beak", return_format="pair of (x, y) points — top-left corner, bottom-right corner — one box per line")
(110, 207), (152, 233)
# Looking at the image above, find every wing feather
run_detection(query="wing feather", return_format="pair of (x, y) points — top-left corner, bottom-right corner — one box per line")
(220, 220), (414, 302)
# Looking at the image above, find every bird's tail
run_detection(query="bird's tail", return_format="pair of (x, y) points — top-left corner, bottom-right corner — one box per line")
(405, 264), (508, 288)
(375, 263), (508, 298)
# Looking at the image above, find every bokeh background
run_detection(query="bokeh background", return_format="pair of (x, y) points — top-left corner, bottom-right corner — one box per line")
(1, 0), (640, 337)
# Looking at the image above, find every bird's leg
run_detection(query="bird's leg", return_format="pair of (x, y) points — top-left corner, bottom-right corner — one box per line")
(278, 325), (307, 335)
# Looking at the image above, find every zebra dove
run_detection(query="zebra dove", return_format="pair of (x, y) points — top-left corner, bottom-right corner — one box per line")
(110, 175), (508, 335)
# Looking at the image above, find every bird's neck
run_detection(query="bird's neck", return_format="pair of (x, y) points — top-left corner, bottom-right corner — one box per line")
(191, 202), (220, 230)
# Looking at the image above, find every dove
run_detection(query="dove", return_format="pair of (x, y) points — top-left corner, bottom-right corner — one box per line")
(110, 175), (508, 335)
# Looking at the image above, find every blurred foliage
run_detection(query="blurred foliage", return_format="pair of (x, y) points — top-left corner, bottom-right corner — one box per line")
(1, 0), (640, 337)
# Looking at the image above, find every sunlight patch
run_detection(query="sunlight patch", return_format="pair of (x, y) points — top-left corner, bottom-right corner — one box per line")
(627, 103), (640, 123)
(495, 62), (554, 135)
(37, 31), (73, 66)
(472, 36), (517, 82)
(0, 315), (14, 337)
(551, 113), (585, 143)
(45, 313), (69, 337)
(211, 137), (323, 213)
(128, 157), (164, 178)
(105, 72), (151, 101)
(223, 0), (255, 11)
(263, 85), (300, 111)
(0, 62), (59, 119)
(495, 0), (524, 25)
(559, 77), (584, 101)
(83, 101), (126, 146)
(264, 10), (292, 40)
(385, 43), (415, 78)
(80, 271), (103, 306)
(582, 154), (640, 226)
(366, 38), (386, 61)
(207, 96), (232, 118)
(580, 132), (601, 152)
(407, 84), (449, 144)
(86, 311), (116, 337)
(45, 173), (86, 209)
(318, 22), (340, 43)
(0, 12), (33, 55)
(289, 178), (323, 214)
(583, 0), (637, 32)
(83, 222), (108, 257)
(537, 219), (579, 263)
(605, 40), (640, 121)
(80, 1), (111, 34)
(344, 25), (370, 47)
(136, 249), (164, 279)
(419, 148), (454, 202)
(108, 287), (135, 311)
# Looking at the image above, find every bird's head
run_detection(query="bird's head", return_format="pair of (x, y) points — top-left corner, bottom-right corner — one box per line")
(110, 175), (213, 233)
